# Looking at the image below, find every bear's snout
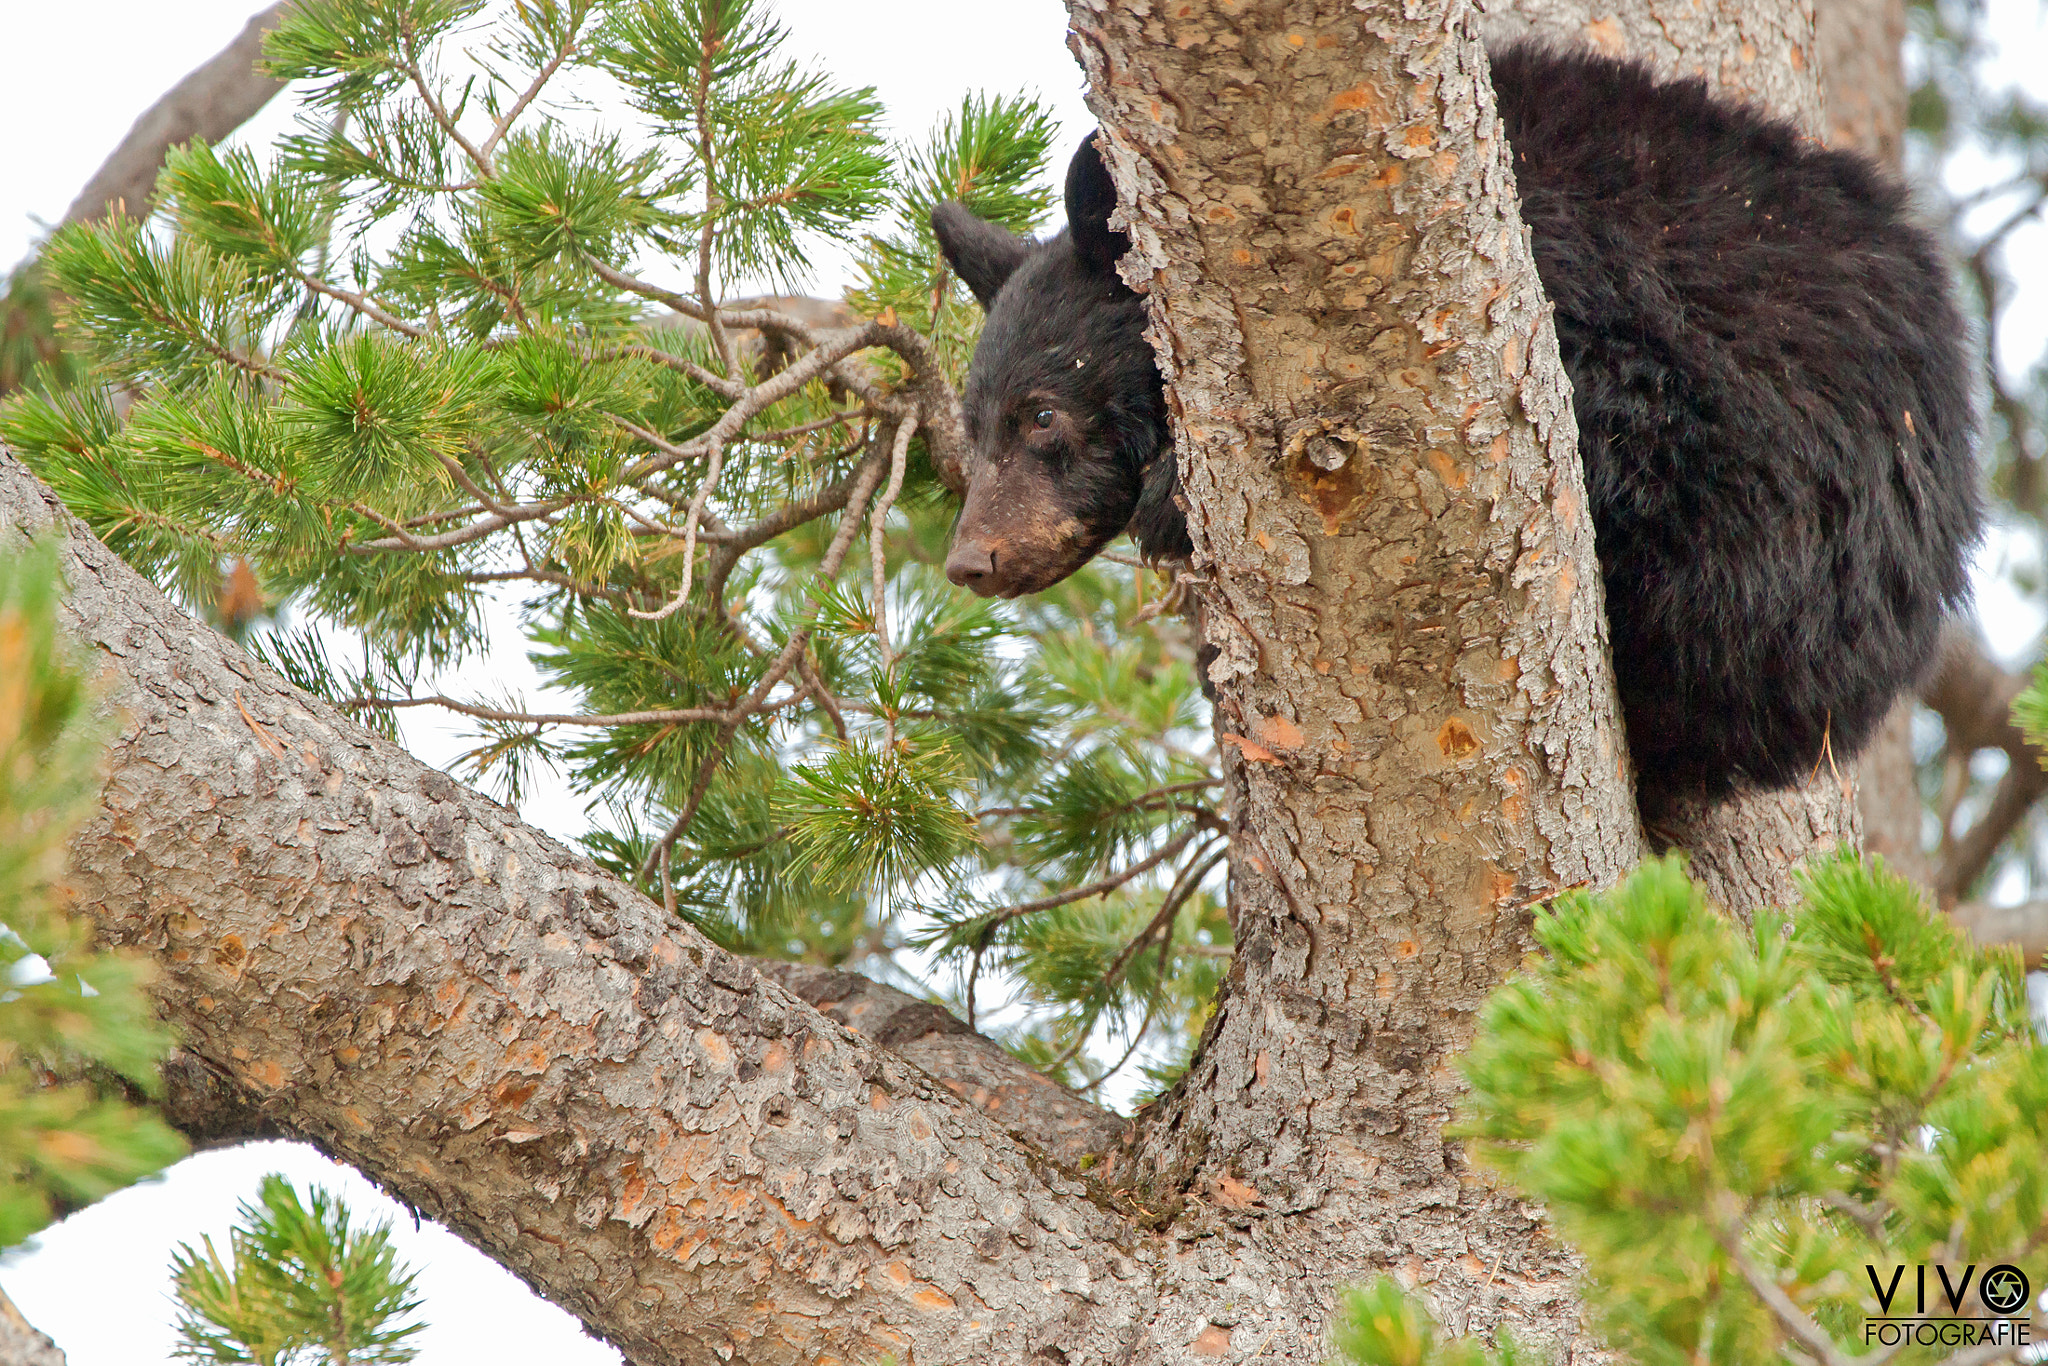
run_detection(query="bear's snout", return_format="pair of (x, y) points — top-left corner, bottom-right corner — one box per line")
(945, 538), (1001, 596)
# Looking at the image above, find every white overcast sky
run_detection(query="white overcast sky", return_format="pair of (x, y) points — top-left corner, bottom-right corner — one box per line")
(5, 2), (2048, 1364)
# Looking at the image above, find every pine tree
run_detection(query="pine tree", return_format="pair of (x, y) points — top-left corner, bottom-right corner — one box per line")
(169, 1174), (426, 1366)
(1334, 851), (2043, 1365)
(0, 539), (185, 1249)
(0, 0), (1226, 1095)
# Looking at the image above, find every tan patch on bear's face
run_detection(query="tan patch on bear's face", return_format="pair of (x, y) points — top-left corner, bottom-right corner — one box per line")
(949, 448), (1113, 596)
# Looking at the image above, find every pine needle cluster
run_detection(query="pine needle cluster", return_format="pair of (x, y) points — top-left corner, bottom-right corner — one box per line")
(1335, 854), (2041, 1366)
(0, 539), (185, 1248)
(0, 0), (1226, 1095)
(169, 1173), (425, 1366)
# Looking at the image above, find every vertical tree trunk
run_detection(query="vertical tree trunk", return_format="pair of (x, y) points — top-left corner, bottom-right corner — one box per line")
(1809, 0), (1930, 888)
(1072, 0), (1843, 1350)
(1071, 0), (1641, 1352)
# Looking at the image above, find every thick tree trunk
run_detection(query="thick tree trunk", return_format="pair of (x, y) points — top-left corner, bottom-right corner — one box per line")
(1067, 0), (1643, 1354)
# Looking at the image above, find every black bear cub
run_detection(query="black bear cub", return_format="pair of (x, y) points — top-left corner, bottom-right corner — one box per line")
(933, 44), (1980, 820)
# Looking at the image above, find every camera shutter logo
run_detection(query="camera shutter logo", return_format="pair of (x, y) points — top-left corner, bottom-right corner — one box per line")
(1980, 1266), (2031, 1317)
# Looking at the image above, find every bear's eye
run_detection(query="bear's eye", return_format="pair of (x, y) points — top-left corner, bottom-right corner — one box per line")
(1033, 409), (1055, 429)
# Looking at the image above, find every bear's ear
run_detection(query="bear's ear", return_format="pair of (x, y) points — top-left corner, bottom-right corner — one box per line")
(1065, 131), (1131, 277)
(931, 204), (1033, 310)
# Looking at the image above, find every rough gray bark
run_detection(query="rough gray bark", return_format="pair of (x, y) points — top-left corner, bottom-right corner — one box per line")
(4, 452), (1157, 1366)
(60, 4), (291, 228)
(1067, 0), (1647, 1353)
(0, 1288), (65, 1366)
(1481, 0), (1823, 133)
(1816, 0), (1907, 165)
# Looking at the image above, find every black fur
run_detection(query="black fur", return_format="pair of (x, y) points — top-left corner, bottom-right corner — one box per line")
(936, 47), (1981, 818)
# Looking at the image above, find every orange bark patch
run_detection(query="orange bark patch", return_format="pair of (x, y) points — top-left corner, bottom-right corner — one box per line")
(1206, 203), (1237, 224)
(245, 1057), (287, 1091)
(1436, 717), (1479, 758)
(913, 1287), (957, 1311)
(1219, 733), (1281, 766)
(214, 934), (246, 968)
(1551, 556), (1578, 607)
(1254, 1049), (1270, 1085)
(1255, 713), (1305, 751)
(495, 1077), (539, 1109)
(1581, 15), (1623, 53)
(761, 1040), (790, 1074)
(1489, 433), (1511, 464)
(1424, 448), (1467, 491)
(696, 1029), (733, 1069)
(1553, 481), (1581, 529)
(1325, 83), (1391, 125)
(1487, 865), (1518, 906)
(1193, 1325), (1234, 1356)
(619, 1176), (664, 1228)
(869, 1087), (892, 1110)
(882, 1261), (914, 1288)
(502, 1039), (552, 1074)
(1211, 1173), (1262, 1209)
(647, 1206), (688, 1253)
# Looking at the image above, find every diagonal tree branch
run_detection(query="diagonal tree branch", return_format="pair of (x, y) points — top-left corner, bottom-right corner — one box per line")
(2, 448), (1149, 1366)
(1924, 625), (2048, 900)
(61, 4), (293, 229)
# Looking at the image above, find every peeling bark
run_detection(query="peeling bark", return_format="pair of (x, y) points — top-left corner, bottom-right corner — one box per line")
(1068, 0), (1643, 1353)
(6, 452), (1159, 1366)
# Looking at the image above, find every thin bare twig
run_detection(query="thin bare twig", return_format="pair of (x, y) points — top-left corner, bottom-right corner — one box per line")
(343, 693), (805, 728)
(299, 274), (427, 337)
(868, 415), (917, 673)
(1711, 1214), (1850, 1366)
(970, 827), (1207, 940)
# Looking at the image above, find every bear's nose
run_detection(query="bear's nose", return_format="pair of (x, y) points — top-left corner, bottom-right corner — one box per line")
(945, 540), (999, 595)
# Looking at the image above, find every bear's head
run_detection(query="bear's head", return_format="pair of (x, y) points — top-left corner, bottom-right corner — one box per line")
(931, 133), (1188, 598)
